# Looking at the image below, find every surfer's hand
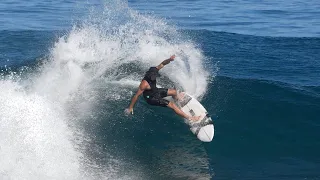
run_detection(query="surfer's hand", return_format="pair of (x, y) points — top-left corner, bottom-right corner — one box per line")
(124, 108), (133, 115)
(169, 55), (175, 61)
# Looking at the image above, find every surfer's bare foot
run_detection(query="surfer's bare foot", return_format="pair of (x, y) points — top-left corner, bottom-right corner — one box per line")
(188, 116), (201, 121)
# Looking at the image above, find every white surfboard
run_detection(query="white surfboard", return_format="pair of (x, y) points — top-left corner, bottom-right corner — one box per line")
(174, 93), (214, 142)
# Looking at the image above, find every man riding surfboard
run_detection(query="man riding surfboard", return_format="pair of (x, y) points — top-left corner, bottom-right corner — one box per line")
(125, 55), (200, 121)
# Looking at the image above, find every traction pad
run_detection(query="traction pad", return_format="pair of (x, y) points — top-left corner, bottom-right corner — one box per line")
(191, 114), (213, 135)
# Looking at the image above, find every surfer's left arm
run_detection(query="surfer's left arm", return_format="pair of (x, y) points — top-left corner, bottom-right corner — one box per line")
(125, 83), (145, 115)
(156, 55), (175, 70)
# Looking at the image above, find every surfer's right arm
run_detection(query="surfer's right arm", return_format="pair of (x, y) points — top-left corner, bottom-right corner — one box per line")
(156, 55), (175, 70)
(125, 82), (146, 115)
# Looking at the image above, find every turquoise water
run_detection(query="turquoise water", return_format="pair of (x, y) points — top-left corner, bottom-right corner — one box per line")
(0, 0), (319, 179)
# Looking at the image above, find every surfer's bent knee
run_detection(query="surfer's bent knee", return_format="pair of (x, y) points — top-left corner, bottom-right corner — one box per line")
(167, 89), (177, 96)
(167, 101), (176, 109)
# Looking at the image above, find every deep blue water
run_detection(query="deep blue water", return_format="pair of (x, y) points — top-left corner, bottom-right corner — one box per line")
(130, 0), (320, 37)
(0, 0), (319, 180)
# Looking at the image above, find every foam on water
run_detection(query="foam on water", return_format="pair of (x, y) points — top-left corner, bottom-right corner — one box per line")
(0, 79), (81, 179)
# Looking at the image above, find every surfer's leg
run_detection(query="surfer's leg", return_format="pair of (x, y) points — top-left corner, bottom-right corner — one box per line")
(167, 102), (200, 121)
(167, 102), (188, 118)
(167, 89), (184, 100)
(167, 89), (177, 99)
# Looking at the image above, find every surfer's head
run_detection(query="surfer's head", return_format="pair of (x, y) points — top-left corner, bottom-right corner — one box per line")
(144, 67), (160, 81)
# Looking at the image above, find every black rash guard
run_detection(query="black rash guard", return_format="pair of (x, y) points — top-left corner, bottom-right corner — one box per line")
(142, 67), (169, 107)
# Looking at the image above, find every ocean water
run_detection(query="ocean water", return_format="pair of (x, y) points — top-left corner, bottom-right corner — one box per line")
(0, 0), (319, 179)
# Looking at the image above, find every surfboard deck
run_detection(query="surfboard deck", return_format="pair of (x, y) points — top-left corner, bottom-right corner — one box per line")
(174, 92), (214, 142)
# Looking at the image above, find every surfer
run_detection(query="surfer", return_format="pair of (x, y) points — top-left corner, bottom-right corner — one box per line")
(125, 55), (200, 121)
